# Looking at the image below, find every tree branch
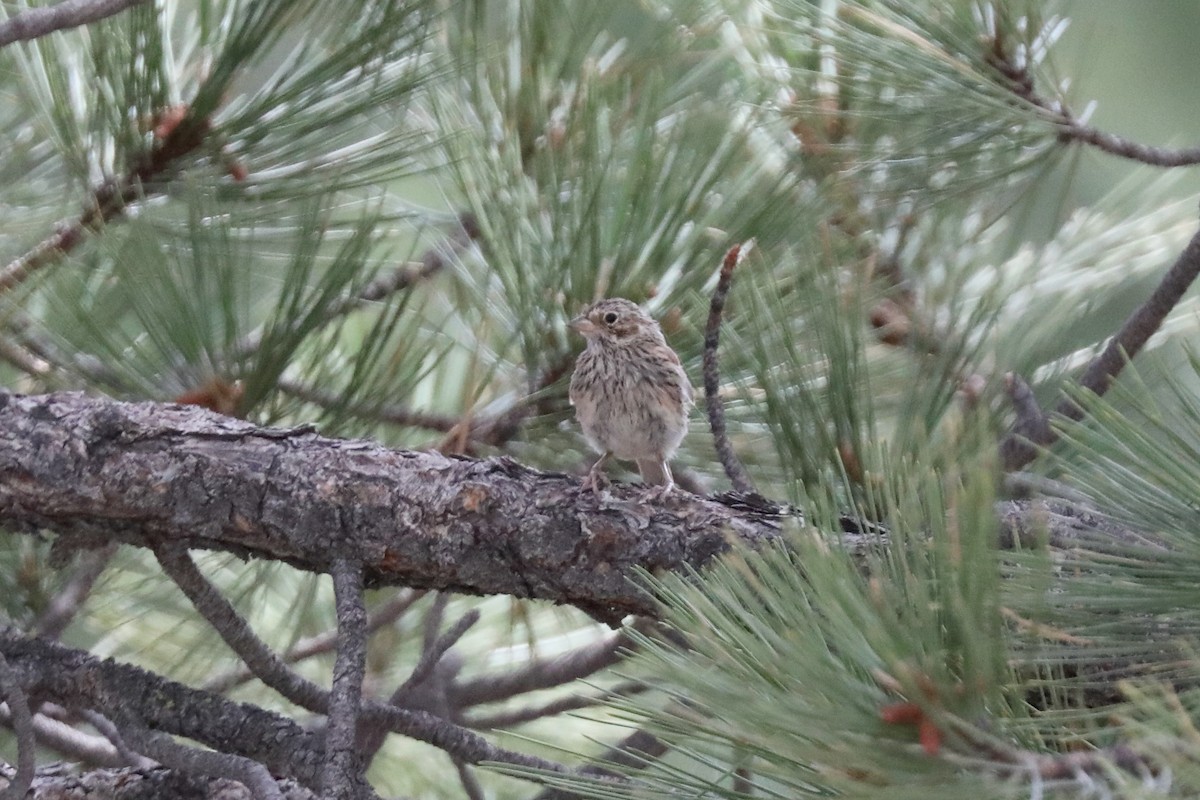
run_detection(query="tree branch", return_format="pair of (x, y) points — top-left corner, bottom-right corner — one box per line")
(0, 627), (327, 787)
(985, 25), (1200, 167)
(26, 766), (318, 800)
(0, 0), (148, 48)
(1001, 223), (1200, 470)
(154, 545), (332, 712)
(0, 391), (781, 623)
(0, 107), (211, 297)
(703, 242), (756, 494)
(0, 653), (35, 800)
(450, 623), (642, 708)
(323, 558), (370, 800)
(0, 706), (125, 767)
(32, 545), (115, 640)
(393, 608), (479, 705)
(202, 588), (424, 695)
(124, 724), (284, 800)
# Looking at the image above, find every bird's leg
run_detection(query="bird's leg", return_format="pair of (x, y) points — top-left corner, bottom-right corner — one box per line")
(584, 452), (612, 493)
(637, 458), (675, 500)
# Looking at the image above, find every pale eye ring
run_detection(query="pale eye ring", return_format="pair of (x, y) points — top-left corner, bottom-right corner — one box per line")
(603, 312), (618, 324)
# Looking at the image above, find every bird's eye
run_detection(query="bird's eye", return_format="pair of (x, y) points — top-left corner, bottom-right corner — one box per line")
(603, 312), (618, 324)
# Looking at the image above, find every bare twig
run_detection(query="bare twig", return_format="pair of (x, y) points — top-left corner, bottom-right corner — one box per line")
(941, 715), (1165, 788)
(0, 0), (148, 48)
(204, 588), (424, 694)
(394, 608), (479, 703)
(986, 27), (1200, 168)
(464, 680), (647, 730)
(451, 623), (642, 708)
(532, 727), (667, 800)
(229, 212), (481, 363)
(0, 653), (35, 800)
(0, 337), (48, 377)
(703, 241), (756, 494)
(155, 545), (332, 711)
(1001, 224), (1200, 470)
(280, 380), (465, 431)
(998, 372), (1052, 471)
(455, 760), (487, 800)
(344, 212), (479, 309)
(0, 704), (123, 766)
(78, 708), (155, 768)
(32, 544), (115, 639)
(324, 558), (369, 800)
(1065, 225), (1200, 409)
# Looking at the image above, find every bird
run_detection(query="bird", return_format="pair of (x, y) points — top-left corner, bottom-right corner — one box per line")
(568, 298), (693, 495)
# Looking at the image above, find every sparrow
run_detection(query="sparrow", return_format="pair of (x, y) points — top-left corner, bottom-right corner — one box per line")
(568, 298), (693, 495)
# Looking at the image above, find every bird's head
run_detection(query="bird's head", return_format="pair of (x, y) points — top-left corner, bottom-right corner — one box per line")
(569, 298), (661, 347)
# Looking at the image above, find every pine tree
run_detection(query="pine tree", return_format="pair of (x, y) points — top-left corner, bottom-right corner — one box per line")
(2, 0), (1200, 798)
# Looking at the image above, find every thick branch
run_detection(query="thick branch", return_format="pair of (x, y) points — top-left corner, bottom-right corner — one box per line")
(0, 392), (780, 623)
(25, 767), (317, 800)
(0, 628), (326, 787)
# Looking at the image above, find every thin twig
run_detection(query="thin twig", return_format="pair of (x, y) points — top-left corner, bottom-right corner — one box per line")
(394, 609), (479, 703)
(943, 715), (1162, 786)
(280, 380), (465, 431)
(984, 26), (1200, 168)
(0, 704), (123, 766)
(324, 558), (369, 800)
(1065, 225), (1200, 409)
(359, 596), (471, 761)
(454, 760), (487, 800)
(1, 108), (210, 297)
(155, 544), (332, 711)
(1000, 223), (1200, 470)
(0, 0), (149, 48)
(1, 710), (124, 767)
(0, 336), (48, 377)
(450, 623), (642, 708)
(703, 241), (756, 494)
(998, 372), (1052, 471)
(229, 212), (480, 363)
(463, 680), (647, 730)
(203, 588), (424, 694)
(532, 727), (667, 800)
(0, 653), (35, 800)
(78, 709), (155, 768)
(32, 544), (115, 639)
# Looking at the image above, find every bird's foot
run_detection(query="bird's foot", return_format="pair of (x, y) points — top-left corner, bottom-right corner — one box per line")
(583, 466), (610, 494)
(641, 481), (675, 502)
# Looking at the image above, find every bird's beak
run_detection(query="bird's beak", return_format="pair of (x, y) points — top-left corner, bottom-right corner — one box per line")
(568, 315), (596, 335)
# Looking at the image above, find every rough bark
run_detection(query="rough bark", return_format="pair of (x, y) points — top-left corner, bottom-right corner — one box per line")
(0, 629), (325, 786)
(15, 766), (315, 800)
(0, 391), (782, 623)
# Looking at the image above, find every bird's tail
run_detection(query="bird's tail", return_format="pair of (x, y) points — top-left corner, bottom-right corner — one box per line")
(637, 458), (672, 487)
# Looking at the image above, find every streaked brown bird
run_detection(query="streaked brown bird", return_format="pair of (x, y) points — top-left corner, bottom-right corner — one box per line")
(568, 298), (693, 495)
